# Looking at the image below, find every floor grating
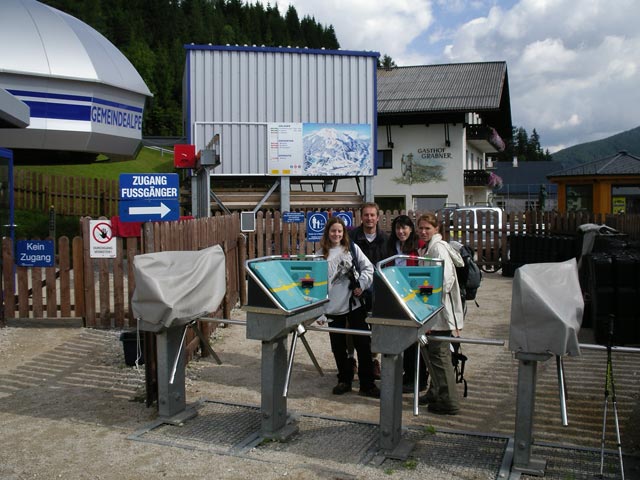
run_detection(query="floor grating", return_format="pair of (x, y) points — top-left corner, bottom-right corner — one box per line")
(128, 399), (632, 479)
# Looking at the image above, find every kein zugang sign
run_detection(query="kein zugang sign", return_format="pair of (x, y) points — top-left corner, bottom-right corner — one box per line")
(16, 240), (55, 267)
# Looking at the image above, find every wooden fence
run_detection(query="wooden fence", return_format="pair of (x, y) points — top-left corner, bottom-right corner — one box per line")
(14, 170), (119, 217)
(2, 210), (639, 326)
(2, 214), (242, 327)
(244, 209), (640, 257)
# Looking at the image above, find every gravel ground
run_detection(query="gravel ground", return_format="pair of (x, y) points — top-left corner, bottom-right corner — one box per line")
(1, 272), (638, 479)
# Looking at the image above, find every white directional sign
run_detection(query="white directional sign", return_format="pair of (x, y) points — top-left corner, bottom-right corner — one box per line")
(119, 173), (180, 222)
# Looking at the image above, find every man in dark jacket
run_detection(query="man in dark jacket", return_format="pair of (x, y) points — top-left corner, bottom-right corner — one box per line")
(348, 202), (389, 379)
(350, 202), (390, 275)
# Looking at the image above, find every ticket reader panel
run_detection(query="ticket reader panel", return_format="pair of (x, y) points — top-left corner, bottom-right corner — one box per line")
(369, 255), (445, 457)
(246, 256), (328, 314)
(244, 255), (328, 441)
(372, 256), (444, 326)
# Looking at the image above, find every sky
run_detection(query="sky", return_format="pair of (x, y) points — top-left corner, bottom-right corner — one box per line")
(278, 0), (640, 154)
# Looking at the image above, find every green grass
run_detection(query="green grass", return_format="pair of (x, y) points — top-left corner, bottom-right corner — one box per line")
(13, 209), (81, 240)
(11, 147), (176, 238)
(15, 146), (176, 181)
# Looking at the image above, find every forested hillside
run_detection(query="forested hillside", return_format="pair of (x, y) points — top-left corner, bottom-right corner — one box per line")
(41, 0), (340, 137)
(551, 125), (640, 168)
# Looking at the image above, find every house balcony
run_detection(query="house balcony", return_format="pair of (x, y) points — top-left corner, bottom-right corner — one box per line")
(464, 169), (490, 187)
(466, 124), (506, 153)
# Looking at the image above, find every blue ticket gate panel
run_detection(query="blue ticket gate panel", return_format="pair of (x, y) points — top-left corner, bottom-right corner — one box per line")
(247, 256), (328, 314)
(244, 256), (328, 440)
(371, 263), (443, 326)
(369, 255), (444, 458)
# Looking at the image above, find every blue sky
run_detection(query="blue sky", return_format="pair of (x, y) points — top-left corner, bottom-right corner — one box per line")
(279, 0), (639, 153)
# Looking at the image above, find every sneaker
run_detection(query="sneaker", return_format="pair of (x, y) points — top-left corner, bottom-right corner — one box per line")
(358, 385), (380, 398)
(427, 403), (459, 415)
(332, 382), (352, 395)
(372, 359), (381, 380)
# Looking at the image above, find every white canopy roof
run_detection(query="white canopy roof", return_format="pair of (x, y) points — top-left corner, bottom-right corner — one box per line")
(0, 0), (151, 96)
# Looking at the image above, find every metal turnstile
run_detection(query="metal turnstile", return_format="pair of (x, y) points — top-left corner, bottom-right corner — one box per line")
(244, 255), (328, 441)
(369, 255), (444, 458)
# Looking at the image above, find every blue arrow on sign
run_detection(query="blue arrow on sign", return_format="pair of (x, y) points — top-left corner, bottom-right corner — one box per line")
(119, 199), (180, 222)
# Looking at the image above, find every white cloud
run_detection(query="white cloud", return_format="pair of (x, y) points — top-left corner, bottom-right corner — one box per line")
(552, 114), (581, 130)
(278, 0), (434, 61)
(281, 0), (640, 150)
(520, 38), (576, 73)
(440, 0), (640, 150)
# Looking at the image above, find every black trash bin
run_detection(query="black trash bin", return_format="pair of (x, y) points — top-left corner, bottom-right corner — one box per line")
(586, 251), (640, 346)
(120, 330), (145, 366)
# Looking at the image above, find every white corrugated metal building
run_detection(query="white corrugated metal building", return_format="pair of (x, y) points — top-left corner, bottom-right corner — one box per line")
(183, 49), (512, 215)
(183, 44), (379, 215)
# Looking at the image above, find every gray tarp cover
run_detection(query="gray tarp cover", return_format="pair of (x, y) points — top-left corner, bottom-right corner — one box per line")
(509, 258), (583, 356)
(131, 245), (226, 331)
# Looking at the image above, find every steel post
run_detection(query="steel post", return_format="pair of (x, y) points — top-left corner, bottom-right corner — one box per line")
(512, 351), (551, 476)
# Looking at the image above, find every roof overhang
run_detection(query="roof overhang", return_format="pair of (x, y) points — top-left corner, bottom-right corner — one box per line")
(0, 87), (29, 128)
(0, 74), (146, 158)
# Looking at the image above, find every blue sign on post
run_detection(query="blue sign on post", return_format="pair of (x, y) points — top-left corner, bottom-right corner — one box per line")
(306, 211), (328, 242)
(283, 212), (305, 223)
(16, 240), (55, 267)
(332, 211), (354, 228)
(119, 173), (180, 222)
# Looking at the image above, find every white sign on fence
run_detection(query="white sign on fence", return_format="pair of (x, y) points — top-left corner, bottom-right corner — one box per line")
(89, 220), (117, 258)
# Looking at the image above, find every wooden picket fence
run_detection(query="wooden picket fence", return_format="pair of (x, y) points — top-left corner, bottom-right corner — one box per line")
(2, 214), (243, 328)
(14, 170), (120, 217)
(2, 209), (639, 326)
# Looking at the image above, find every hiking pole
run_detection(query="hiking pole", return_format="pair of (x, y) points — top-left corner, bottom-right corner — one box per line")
(599, 314), (625, 479)
(556, 355), (568, 426)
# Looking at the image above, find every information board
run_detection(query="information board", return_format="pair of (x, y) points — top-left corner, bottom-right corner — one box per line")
(119, 173), (180, 222)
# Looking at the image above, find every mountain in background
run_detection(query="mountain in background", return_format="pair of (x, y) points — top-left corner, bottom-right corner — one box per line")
(551, 125), (640, 169)
(303, 128), (372, 175)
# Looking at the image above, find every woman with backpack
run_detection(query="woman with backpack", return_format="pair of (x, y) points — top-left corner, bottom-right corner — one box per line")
(318, 216), (380, 398)
(416, 212), (465, 415)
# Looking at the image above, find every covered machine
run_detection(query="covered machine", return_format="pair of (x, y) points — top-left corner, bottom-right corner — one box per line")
(131, 245), (226, 419)
(508, 258), (583, 476)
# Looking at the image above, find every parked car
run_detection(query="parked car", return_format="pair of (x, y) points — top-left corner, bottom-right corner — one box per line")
(436, 204), (504, 272)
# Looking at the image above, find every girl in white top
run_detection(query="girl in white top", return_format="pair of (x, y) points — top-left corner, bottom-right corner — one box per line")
(318, 217), (379, 398)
